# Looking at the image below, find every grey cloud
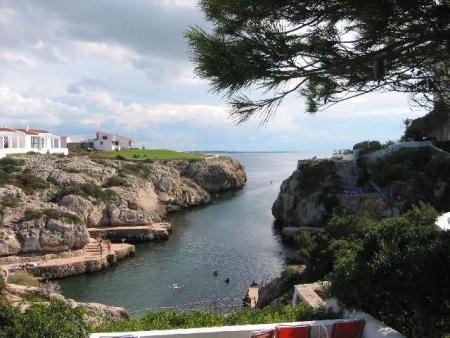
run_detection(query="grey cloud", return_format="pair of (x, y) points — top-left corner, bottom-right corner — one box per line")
(67, 78), (106, 94)
(15, 0), (205, 61)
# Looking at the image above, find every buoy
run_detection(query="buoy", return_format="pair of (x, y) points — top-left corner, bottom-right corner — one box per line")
(225, 278), (230, 284)
(213, 270), (218, 277)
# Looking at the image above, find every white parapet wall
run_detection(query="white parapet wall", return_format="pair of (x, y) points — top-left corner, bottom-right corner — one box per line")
(90, 316), (405, 338)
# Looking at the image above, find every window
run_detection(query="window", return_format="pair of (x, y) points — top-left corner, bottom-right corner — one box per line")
(53, 139), (59, 148)
(113, 141), (119, 146)
(3, 136), (9, 149)
(31, 137), (40, 149)
(100, 141), (103, 145)
(11, 137), (18, 149)
(102, 135), (108, 140)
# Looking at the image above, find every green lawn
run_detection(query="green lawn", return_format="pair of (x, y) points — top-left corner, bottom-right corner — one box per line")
(98, 149), (209, 160)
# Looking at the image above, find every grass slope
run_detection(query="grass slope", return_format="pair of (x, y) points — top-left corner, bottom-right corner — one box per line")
(99, 149), (209, 160)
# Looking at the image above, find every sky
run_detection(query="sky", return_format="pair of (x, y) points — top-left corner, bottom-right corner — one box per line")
(0, 0), (427, 154)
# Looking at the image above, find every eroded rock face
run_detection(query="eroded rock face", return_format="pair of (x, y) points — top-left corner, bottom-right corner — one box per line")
(0, 227), (21, 256)
(181, 158), (247, 193)
(272, 159), (342, 228)
(13, 217), (90, 254)
(59, 194), (105, 226)
(0, 154), (246, 256)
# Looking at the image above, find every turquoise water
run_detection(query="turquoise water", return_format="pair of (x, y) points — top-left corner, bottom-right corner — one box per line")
(59, 153), (306, 312)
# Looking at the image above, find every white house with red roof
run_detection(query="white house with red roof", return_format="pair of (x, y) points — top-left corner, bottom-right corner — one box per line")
(0, 126), (68, 158)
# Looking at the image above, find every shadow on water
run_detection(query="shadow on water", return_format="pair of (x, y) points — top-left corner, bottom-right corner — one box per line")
(59, 153), (304, 312)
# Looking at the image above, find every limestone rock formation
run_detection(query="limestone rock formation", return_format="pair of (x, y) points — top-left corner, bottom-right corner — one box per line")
(13, 217), (90, 254)
(0, 154), (246, 256)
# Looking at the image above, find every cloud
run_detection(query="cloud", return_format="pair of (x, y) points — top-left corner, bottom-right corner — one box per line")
(0, 86), (83, 126)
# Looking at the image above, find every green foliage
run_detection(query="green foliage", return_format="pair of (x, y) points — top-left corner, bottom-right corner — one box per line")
(295, 213), (374, 281)
(370, 148), (432, 186)
(0, 272), (5, 290)
(99, 149), (207, 160)
(297, 160), (340, 196)
(7, 272), (40, 287)
(0, 196), (21, 209)
(118, 163), (152, 179)
(352, 140), (383, 152)
(403, 102), (449, 141)
(94, 303), (341, 333)
(0, 299), (89, 338)
(21, 208), (83, 225)
(14, 172), (50, 194)
(329, 206), (450, 338)
(102, 175), (130, 188)
(53, 183), (116, 204)
(187, 1), (449, 121)
(0, 158), (49, 195)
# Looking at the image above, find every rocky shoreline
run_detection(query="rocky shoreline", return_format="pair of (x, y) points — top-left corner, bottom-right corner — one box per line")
(0, 153), (246, 285)
(0, 154), (246, 256)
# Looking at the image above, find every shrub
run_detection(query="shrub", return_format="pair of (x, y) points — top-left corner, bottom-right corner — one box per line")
(115, 155), (127, 161)
(7, 272), (40, 287)
(118, 163), (151, 179)
(329, 208), (450, 338)
(0, 271), (5, 290)
(21, 208), (83, 224)
(53, 183), (116, 204)
(94, 303), (341, 333)
(352, 140), (383, 152)
(0, 196), (20, 208)
(14, 172), (49, 194)
(0, 299), (89, 338)
(102, 176), (130, 188)
(295, 213), (374, 281)
(0, 157), (24, 167)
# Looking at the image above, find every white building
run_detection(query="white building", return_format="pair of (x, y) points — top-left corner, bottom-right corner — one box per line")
(93, 131), (134, 151)
(0, 127), (68, 159)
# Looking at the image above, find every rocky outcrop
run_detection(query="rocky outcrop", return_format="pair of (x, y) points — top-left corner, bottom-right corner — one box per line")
(0, 154), (246, 256)
(272, 159), (342, 228)
(5, 283), (129, 323)
(272, 158), (403, 229)
(13, 217), (90, 254)
(181, 158), (247, 193)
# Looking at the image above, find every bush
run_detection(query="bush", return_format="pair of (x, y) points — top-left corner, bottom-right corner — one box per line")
(295, 213), (374, 281)
(0, 299), (89, 338)
(14, 172), (49, 194)
(329, 206), (450, 338)
(102, 176), (130, 188)
(7, 272), (40, 287)
(22, 208), (83, 224)
(370, 148), (432, 186)
(53, 183), (116, 204)
(118, 163), (151, 179)
(94, 303), (341, 333)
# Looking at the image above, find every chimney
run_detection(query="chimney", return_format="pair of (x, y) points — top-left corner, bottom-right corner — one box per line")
(26, 124), (29, 132)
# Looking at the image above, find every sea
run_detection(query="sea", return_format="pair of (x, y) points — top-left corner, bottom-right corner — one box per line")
(59, 152), (311, 313)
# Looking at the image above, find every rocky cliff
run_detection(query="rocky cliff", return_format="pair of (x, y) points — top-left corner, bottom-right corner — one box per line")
(0, 155), (246, 256)
(272, 159), (400, 229)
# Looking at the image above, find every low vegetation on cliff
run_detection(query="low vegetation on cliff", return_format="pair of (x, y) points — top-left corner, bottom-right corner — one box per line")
(94, 303), (339, 333)
(99, 149), (208, 160)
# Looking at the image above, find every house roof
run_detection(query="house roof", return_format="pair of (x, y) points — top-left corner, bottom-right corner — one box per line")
(96, 131), (134, 141)
(0, 128), (16, 132)
(15, 128), (50, 135)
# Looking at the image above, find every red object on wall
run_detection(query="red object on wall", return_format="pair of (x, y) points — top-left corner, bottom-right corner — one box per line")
(331, 319), (365, 338)
(275, 325), (311, 338)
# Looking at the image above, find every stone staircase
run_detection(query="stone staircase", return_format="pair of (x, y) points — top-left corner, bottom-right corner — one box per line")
(84, 239), (102, 257)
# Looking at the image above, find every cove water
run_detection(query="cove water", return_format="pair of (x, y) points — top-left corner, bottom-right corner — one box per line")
(59, 153), (308, 312)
